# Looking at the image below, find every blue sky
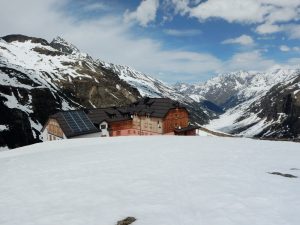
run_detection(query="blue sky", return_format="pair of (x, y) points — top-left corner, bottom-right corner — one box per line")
(0, 0), (300, 83)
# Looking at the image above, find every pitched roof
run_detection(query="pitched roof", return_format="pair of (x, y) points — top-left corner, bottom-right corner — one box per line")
(87, 107), (132, 124)
(49, 110), (99, 138)
(87, 97), (185, 124)
(130, 97), (182, 117)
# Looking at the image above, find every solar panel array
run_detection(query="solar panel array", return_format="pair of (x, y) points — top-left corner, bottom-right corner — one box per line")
(62, 111), (96, 133)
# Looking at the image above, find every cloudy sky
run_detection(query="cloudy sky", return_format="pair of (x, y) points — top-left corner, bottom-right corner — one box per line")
(0, 0), (300, 83)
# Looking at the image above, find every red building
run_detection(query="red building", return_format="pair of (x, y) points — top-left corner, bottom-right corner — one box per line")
(88, 98), (199, 136)
(42, 98), (199, 141)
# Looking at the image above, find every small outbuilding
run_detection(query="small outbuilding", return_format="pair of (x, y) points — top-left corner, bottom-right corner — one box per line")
(42, 110), (100, 141)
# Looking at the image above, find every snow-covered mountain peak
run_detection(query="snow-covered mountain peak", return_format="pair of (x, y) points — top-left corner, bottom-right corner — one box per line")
(50, 36), (80, 55)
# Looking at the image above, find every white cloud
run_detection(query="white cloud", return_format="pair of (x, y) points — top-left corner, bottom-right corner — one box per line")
(255, 23), (282, 34)
(189, 0), (267, 23)
(170, 0), (300, 39)
(82, 3), (109, 12)
(124, 0), (160, 27)
(0, 0), (223, 82)
(224, 50), (276, 72)
(255, 23), (300, 40)
(0, 0), (298, 83)
(164, 29), (201, 36)
(279, 45), (290, 52)
(287, 58), (300, 67)
(279, 45), (300, 52)
(222, 35), (254, 46)
(170, 0), (190, 15)
(292, 47), (300, 52)
(282, 24), (300, 39)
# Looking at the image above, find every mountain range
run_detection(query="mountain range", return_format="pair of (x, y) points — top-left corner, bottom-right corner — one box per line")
(0, 34), (299, 149)
(176, 69), (300, 139)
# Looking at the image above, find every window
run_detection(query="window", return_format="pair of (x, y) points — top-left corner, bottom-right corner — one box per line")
(157, 120), (161, 128)
(100, 124), (106, 129)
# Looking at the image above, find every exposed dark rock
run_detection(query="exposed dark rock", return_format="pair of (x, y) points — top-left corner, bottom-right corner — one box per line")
(116, 217), (136, 225)
(32, 47), (64, 56)
(251, 74), (300, 139)
(2, 34), (49, 45)
(268, 172), (298, 178)
(0, 102), (37, 149)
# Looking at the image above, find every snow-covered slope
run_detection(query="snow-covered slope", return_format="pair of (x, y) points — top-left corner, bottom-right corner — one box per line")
(177, 69), (300, 139)
(1, 136), (300, 225)
(205, 70), (300, 138)
(100, 61), (187, 101)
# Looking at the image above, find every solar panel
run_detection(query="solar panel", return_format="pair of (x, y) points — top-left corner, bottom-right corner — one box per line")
(76, 111), (96, 130)
(62, 111), (96, 134)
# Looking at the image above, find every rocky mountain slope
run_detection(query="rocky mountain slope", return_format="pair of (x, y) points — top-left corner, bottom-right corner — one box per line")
(0, 34), (213, 149)
(177, 69), (300, 139)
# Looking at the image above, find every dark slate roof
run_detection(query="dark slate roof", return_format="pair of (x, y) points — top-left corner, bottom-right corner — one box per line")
(87, 97), (186, 124)
(49, 110), (99, 138)
(87, 107), (132, 124)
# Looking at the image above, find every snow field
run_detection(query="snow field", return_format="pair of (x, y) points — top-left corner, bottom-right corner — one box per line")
(0, 136), (300, 225)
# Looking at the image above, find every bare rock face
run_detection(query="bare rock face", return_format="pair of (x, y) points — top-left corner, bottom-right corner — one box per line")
(0, 66), (78, 148)
(2, 34), (49, 45)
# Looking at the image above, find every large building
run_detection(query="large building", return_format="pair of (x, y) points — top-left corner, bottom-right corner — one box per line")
(42, 98), (199, 141)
